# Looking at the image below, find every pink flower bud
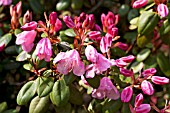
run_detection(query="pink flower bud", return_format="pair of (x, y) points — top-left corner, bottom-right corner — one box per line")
(54, 18), (62, 32)
(21, 21), (37, 31)
(133, 0), (148, 9)
(93, 24), (102, 31)
(151, 76), (169, 85)
(35, 38), (52, 62)
(157, 4), (169, 18)
(106, 11), (116, 27)
(88, 31), (101, 41)
(121, 86), (133, 102)
(49, 12), (57, 25)
(107, 26), (118, 37)
(23, 10), (32, 25)
(142, 68), (157, 78)
(119, 55), (135, 63)
(135, 104), (151, 113)
(141, 80), (154, 95)
(120, 68), (134, 77)
(115, 59), (127, 67)
(100, 35), (112, 53)
(135, 93), (144, 107)
(0, 0), (12, 6)
(63, 16), (75, 28)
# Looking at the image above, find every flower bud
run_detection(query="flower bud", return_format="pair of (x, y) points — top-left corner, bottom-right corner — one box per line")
(151, 76), (169, 85)
(114, 42), (128, 51)
(93, 24), (102, 31)
(88, 31), (101, 41)
(21, 21), (37, 31)
(119, 55), (135, 63)
(141, 80), (154, 95)
(100, 35), (112, 53)
(157, 4), (169, 18)
(121, 86), (133, 102)
(23, 10), (32, 25)
(115, 59), (127, 67)
(135, 93), (144, 107)
(135, 104), (151, 113)
(54, 18), (62, 32)
(107, 26), (118, 37)
(133, 0), (148, 9)
(63, 16), (75, 28)
(142, 68), (156, 78)
(49, 12), (57, 25)
(120, 68), (134, 77)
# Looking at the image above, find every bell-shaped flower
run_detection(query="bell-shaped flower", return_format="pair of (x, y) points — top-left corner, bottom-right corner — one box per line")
(151, 76), (169, 85)
(133, 0), (148, 9)
(63, 16), (75, 28)
(120, 68), (134, 77)
(142, 68), (156, 78)
(100, 35), (112, 53)
(0, 0), (12, 6)
(135, 93), (144, 108)
(141, 80), (154, 95)
(85, 45), (112, 78)
(121, 86), (133, 102)
(53, 49), (85, 76)
(157, 4), (169, 18)
(21, 21), (37, 31)
(16, 30), (36, 52)
(92, 77), (120, 100)
(35, 38), (52, 62)
(135, 104), (151, 113)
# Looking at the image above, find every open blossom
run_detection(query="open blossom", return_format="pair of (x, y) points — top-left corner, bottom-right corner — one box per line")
(92, 77), (120, 100)
(121, 86), (133, 102)
(21, 21), (37, 31)
(53, 49), (85, 76)
(85, 45), (112, 78)
(132, 0), (148, 9)
(16, 30), (36, 52)
(151, 76), (169, 85)
(157, 4), (169, 18)
(0, 0), (12, 6)
(141, 80), (154, 95)
(35, 38), (52, 62)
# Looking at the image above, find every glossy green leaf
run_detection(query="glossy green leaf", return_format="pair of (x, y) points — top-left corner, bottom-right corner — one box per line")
(137, 32), (153, 48)
(14, 29), (22, 36)
(64, 29), (76, 37)
(69, 84), (83, 105)
(0, 102), (7, 113)
(37, 77), (54, 97)
(29, 95), (50, 113)
(43, 70), (52, 77)
(0, 33), (12, 47)
(17, 81), (37, 105)
(157, 52), (170, 77)
(16, 51), (30, 61)
(71, 0), (83, 10)
(131, 62), (144, 73)
(144, 55), (157, 69)
(56, 0), (70, 11)
(23, 63), (34, 71)
(64, 72), (77, 85)
(137, 49), (151, 62)
(86, 75), (100, 88)
(50, 79), (70, 106)
(160, 19), (170, 36)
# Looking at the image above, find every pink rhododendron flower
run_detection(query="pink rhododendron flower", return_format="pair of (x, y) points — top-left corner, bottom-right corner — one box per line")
(16, 30), (36, 52)
(157, 4), (169, 18)
(101, 12), (116, 28)
(35, 38), (52, 62)
(115, 42), (129, 51)
(85, 45), (112, 78)
(141, 80), (154, 95)
(114, 59), (127, 68)
(63, 16), (75, 28)
(100, 35), (112, 53)
(53, 49), (85, 76)
(142, 68), (157, 78)
(0, 0), (12, 6)
(135, 93), (144, 107)
(88, 31), (101, 41)
(21, 21), (37, 31)
(151, 76), (169, 85)
(107, 26), (118, 37)
(133, 0), (148, 9)
(92, 77), (120, 100)
(49, 12), (57, 25)
(49, 12), (62, 32)
(121, 86), (133, 102)
(119, 55), (135, 63)
(120, 68), (134, 77)
(135, 104), (151, 113)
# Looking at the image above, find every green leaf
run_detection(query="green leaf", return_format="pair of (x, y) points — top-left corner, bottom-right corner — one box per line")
(137, 49), (151, 62)
(160, 19), (170, 36)
(29, 95), (50, 113)
(64, 29), (76, 37)
(56, 0), (70, 11)
(121, 103), (131, 113)
(50, 79), (70, 106)
(5, 45), (18, 55)
(123, 32), (137, 44)
(43, 70), (52, 77)
(2, 109), (18, 113)
(157, 52), (170, 77)
(71, 0), (83, 10)
(86, 75), (100, 88)
(0, 33), (12, 47)
(23, 63), (34, 71)
(17, 81), (37, 105)
(137, 32), (153, 48)
(131, 62), (144, 73)
(0, 102), (7, 113)
(54, 103), (72, 113)
(144, 55), (157, 69)
(37, 77), (54, 97)
(64, 72), (77, 85)
(14, 29), (22, 36)
(118, 4), (129, 17)
(69, 84), (83, 105)
(102, 99), (122, 113)
(4, 61), (20, 70)
(41, 33), (47, 38)
(28, 0), (43, 14)
(16, 51), (30, 61)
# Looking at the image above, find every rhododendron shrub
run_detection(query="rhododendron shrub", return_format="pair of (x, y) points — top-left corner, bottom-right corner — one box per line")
(0, 0), (170, 113)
